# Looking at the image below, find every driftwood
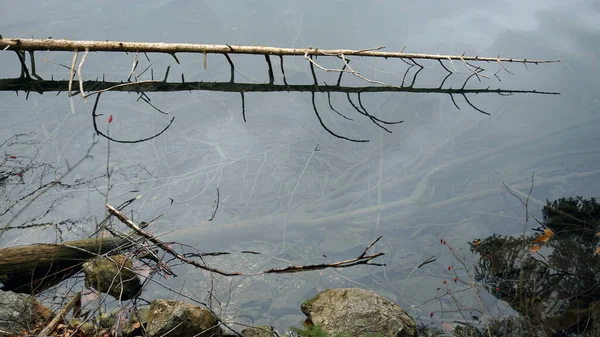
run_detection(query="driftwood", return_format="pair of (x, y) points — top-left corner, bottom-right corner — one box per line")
(0, 36), (560, 64)
(0, 230), (141, 294)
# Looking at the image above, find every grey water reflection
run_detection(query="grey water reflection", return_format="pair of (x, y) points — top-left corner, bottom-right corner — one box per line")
(1, 0), (599, 332)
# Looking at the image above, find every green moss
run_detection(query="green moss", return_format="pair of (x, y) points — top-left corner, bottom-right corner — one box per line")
(290, 323), (390, 337)
(300, 293), (320, 315)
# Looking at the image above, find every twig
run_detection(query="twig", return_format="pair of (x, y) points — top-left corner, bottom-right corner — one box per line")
(265, 55), (274, 84)
(400, 255), (437, 307)
(68, 50), (78, 97)
(0, 139), (97, 239)
(13, 51), (31, 79)
(310, 91), (367, 143)
(91, 93), (175, 143)
(208, 188), (219, 221)
(128, 52), (140, 81)
(283, 144), (319, 245)
(106, 204), (384, 276)
(241, 92), (246, 122)
(503, 172), (535, 330)
(446, 244), (492, 337)
(37, 292), (82, 337)
(304, 50), (353, 74)
(77, 48), (89, 101)
(85, 79), (162, 97)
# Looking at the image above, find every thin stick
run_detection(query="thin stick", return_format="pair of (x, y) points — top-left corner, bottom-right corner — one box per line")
(86, 79), (162, 97)
(283, 144), (319, 246)
(37, 292), (82, 337)
(106, 204), (384, 276)
(68, 50), (78, 97)
(400, 255), (437, 307)
(208, 187), (219, 221)
(77, 48), (89, 101)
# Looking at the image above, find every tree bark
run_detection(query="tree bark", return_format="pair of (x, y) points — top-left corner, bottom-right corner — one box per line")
(0, 36), (560, 64)
(0, 234), (137, 294)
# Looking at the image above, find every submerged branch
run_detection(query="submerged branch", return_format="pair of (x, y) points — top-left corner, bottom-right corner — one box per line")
(106, 204), (384, 276)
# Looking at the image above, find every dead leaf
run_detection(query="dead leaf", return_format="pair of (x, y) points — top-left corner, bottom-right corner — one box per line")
(536, 234), (552, 243)
(543, 228), (555, 237)
(441, 322), (454, 331)
(530, 245), (541, 253)
(594, 247), (600, 256)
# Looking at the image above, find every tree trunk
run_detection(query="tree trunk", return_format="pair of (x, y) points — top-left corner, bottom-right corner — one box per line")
(0, 234), (137, 294)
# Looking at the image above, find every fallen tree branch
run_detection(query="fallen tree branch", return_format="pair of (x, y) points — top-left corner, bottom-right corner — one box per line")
(0, 36), (560, 143)
(0, 227), (144, 293)
(106, 203), (384, 276)
(36, 292), (81, 337)
(0, 37), (561, 65)
(91, 93), (175, 144)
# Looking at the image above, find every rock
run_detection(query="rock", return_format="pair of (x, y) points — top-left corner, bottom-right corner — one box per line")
(300, 288), (417, 337)
(68, 318), (97, 336)
(0, 290), (48, 336)
(122, 307), (150, 336)
(82, 254), (142, 300)
(242, 325), (275, 337)
(146, 299), (222, 337)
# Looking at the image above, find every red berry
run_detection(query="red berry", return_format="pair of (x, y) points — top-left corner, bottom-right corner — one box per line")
(447, 266), (452, 271)
(443, 280), (447, 284)
(9, 155), (16, 159)
(17, 172), (22, 177)
(454, 277), (458, 283)
(108, 115), (113, 123)
(495, 287), (500, 292)
(436, 288), (440, 291)
(430, 312), (434, 318)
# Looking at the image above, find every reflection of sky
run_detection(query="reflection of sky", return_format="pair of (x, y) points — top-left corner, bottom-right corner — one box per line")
(1, 0), (599, 331)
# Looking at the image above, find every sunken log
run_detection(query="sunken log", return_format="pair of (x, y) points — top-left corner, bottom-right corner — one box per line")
(0, 232), (140, 294)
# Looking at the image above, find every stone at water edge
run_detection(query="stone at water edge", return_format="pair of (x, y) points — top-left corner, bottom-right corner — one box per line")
(301, 288), (417, 337)
(82, 254), (142, 301)
(145, 299), (222, 337)
(242, 325), (277, 337)
(0, 290), (50, 336)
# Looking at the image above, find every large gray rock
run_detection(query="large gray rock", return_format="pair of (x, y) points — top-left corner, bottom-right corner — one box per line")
(146, 299), (222, 337)
(301, 288), (417, 337)
(0, 290), (46, 336)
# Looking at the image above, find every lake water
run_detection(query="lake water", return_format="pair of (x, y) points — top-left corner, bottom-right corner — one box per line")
(1, 0), (599, 333)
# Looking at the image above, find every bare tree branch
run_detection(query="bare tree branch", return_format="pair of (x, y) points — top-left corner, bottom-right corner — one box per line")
(91, 93), (175, 144)
(106, 203), (384, 276)
(0, 37), (561, 65)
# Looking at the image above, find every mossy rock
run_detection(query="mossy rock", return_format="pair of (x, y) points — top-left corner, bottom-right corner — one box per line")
(300, 288), (417, 337)
(82, 255), (142, 300)
(242, 325), (276, 337)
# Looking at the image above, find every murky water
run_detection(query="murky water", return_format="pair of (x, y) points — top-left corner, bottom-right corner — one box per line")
(1, 0), (599, 332)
